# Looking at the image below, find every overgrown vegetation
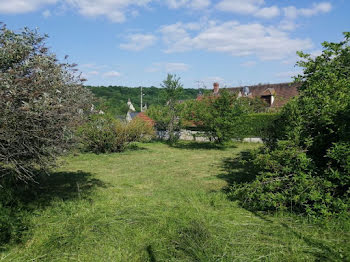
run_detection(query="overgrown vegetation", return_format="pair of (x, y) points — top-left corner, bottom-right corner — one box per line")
(1, 142), (348, 261)
(181, 90), (268, 143)
(1, 23), (349, 261)
(232, 32), (350, 217)
(0, 25), (93, 182)
(78, 115), (155, 153)
(0, 24), (94, 250)
(145, 74), (185, 143)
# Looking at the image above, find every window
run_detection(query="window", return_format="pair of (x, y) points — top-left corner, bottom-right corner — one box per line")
(261, 95), (272, 106)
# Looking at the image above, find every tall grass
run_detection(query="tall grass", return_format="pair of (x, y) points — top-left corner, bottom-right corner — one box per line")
(1, 142), (349, 261)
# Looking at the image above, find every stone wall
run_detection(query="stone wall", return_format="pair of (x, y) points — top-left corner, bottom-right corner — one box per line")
(157, 130), (263, 143)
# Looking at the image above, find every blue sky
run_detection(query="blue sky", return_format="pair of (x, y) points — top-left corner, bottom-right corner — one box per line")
(1, 0), (349, 88)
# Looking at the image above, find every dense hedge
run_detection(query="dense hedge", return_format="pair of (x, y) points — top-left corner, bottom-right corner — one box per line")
(237, 113), (279, 138)
(184, 113), (278, 138)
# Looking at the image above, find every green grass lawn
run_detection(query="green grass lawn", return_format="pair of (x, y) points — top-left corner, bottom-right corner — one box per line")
(1, 142), (349, 261)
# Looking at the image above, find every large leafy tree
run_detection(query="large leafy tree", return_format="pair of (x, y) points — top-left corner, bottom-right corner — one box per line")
(234, 32), (350, 216)
(0, 25), (93, 182)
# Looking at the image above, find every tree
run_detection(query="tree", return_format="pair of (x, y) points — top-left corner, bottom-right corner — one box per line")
(182, 90), (251, 143)
(233, 32), (350, 216)
(160, 74), (184, 143)
(0, 25), (93, 182)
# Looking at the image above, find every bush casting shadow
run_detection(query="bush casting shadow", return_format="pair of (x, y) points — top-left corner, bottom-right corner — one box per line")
(125, 143), (149, 152)
(0, 170), (106, 247)
(217, 154), (346, 261)
(217, 150), (258, 189)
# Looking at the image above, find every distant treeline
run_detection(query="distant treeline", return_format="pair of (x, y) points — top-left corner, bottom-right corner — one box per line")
(86, 85), (206, 116)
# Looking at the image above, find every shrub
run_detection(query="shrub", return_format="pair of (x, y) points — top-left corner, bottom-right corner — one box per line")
(0, 25), (93, 182)
(146, 105), (172, 131)
(78, 115), (155, 153)
(182, 90), (251, 143)
(238, 113), (279, 138)
(231, 142), (335, 216)
(233, 32), (350, 217)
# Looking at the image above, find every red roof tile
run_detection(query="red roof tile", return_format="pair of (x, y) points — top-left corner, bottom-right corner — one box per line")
(227, 82), (301, 107)
(136, 112), (155, 126)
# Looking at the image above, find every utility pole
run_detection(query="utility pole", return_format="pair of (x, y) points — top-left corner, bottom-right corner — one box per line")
(140, 86), (143, 112)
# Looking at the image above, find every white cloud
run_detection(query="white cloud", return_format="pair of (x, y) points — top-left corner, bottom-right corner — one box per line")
(0, 0), (332, 26)
(0, 0), (151, 21)
(216, 0), (264, 15)
(64, 0), (152, 22)
(241, 61), (257, 67)
(165, 62), (190, 72)
(119, 33), (157, 51)
(190, 0), (210, 9)
(81, 70), (100, 79)
(103, 71), (121, 77)
(254, 6), (280, 19)
(42, 9), (51, 17)
(81, 63), (97, 69)
(87, 70), (100, 76)
(216, 0), (280, 19)
(284, 2), (332, 19)
(216, 1), (332, 20)
(283, 6), (298, 20)
(299, 2), (332, 16)
(160, 20), (313, 60)
(279, 20), (297, 31)
(0, 0), (57, 14)
(166, 0), (210, 10)
(279, 3), (332, 34)
(80, 63), (108, 70)
(146, 62), (189, 73)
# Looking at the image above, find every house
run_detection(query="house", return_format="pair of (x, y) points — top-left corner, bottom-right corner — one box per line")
(125, 111), (154, 126)
(136, 112), (155, 126)
(199, 82), (301, 108)
(126, 99), (155, 126)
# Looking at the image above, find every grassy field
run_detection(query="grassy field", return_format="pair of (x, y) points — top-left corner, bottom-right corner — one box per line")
(1, 142), (349, 261)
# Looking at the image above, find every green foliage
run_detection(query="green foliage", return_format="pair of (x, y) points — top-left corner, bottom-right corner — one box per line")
(232, 142), (335, 216)
(77, 115), (155, 153)
(182, 90), (251, 143)
(146, 105), (171, 131)
(160, 74), (184, 143)
(233, 32), (350, 217)
(1, 142), (349, 261)
(232, 112), (279, 138)
(0, 25), (93, 182)
(86, 85), (199, 116)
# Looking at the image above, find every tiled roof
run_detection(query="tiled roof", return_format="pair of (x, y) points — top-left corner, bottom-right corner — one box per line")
(136, 112), (155, 126)
(227, 82), (301, 107)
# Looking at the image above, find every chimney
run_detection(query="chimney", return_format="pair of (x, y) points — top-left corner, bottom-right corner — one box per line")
(213, 82), (219, 94)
